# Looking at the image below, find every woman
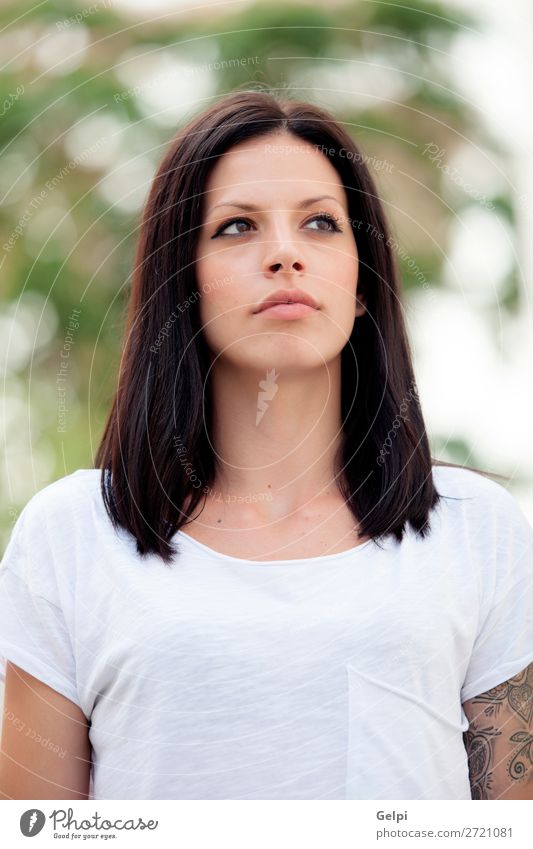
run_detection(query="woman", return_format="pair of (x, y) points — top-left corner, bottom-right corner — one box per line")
(0, 91), (532, 801)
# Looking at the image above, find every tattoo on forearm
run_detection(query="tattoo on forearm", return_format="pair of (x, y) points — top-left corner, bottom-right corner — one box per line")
(476, 667), (533, 723)
(463, 664), (533, 798)
(508, 731), (533, 782)
(463, 724), (501, 799)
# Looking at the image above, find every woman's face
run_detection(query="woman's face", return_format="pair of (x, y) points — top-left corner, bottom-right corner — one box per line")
(195, 130), (365, 372)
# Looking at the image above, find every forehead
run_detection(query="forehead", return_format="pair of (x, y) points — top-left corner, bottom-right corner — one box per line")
(202, 131), (347, 207)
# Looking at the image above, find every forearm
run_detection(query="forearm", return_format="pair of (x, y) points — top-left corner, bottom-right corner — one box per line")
(463, 690), (533, 799)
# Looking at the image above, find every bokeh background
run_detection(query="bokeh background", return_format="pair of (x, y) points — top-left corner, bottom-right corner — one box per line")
(1, 0), (533, 559)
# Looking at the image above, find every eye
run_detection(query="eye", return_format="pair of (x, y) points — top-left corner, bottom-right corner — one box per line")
(210, 212), (344, 238)
(211, 217), (254, 238)
(305, 213), (343, 233)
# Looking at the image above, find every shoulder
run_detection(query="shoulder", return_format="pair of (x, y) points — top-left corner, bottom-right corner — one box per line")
(1, 470), (106, 603)
(433, 463), (513, 501)
(431, 463), (533, 565)
(432, 464), (530, 521)
(12, 469), (105, 537)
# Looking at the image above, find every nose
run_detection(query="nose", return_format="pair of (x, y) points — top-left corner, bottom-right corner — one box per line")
(267, 255), (304, 274)
(262, 227), (305, 276)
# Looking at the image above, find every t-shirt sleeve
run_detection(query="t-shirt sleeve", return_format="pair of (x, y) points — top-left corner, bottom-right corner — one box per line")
(460, 484), (533, 703)
(0, 493), (81, 709)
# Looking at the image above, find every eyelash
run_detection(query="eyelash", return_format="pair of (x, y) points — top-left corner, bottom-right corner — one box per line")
(211, 212), (344, 238)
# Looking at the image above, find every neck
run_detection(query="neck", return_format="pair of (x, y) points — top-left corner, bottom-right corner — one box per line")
(205, 356), (345, 517)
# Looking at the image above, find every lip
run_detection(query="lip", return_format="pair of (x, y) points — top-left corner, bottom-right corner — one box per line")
(253, 288), (320, 314)
(257, 302), (317, 320)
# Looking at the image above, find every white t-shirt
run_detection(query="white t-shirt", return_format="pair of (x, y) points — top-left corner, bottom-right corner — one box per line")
(0, 465), (532, 800)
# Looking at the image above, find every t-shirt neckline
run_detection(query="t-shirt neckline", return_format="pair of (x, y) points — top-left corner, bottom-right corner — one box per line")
(175, 529), (376, 565)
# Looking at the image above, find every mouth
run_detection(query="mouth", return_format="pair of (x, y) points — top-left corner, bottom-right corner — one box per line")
(253, 288), (320, 317)
(255, 302), (318, 320)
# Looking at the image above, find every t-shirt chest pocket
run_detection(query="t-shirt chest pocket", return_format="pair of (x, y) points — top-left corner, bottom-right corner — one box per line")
(342, 576), (472, 690)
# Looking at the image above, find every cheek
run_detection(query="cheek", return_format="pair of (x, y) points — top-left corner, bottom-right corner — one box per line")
(196, 249), (221, 293)
(326, 253), (359, 334)
(196, 247), (247, 322)
(320, 235), (358, 285)
(341, 240), (359, 288)
(326, 251), (358, 308)
(197, 294), (225, 356)
(196, 248), (249, 324)
(199, 292), (222, 330)
(198, 291), (242, 338)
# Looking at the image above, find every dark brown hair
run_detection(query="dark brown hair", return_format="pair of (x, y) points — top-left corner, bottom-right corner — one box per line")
(95, 90), (505, 563)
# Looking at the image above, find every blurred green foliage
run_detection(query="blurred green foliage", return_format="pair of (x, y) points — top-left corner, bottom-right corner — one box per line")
(0, 0), (518, 541)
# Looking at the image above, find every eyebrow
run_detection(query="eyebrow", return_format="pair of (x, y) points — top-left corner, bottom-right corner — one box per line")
(207, 194), (344, 216)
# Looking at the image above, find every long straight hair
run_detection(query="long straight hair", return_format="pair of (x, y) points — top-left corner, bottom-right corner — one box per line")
(95, 90), (504, 563)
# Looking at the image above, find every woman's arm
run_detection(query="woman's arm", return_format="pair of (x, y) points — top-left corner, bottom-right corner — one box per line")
(0, 662), (91, 799)
(462, 661), (533, 800)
